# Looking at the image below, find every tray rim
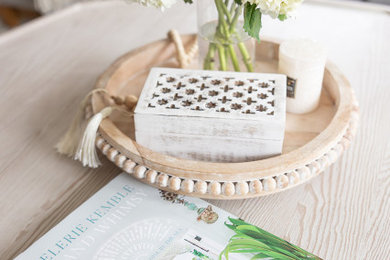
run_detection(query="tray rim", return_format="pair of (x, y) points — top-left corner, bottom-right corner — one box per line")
(91, 34), (359, 199)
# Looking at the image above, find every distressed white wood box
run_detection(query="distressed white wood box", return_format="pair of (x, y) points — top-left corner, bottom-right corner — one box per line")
(134, 68), (286, 162)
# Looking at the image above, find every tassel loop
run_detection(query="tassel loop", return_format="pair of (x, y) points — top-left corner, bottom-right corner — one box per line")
(55, 89), (107, 157)
(56, 88), (138, 168)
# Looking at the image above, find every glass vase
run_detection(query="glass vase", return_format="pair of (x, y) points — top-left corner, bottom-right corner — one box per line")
(197, 0), (255, 72)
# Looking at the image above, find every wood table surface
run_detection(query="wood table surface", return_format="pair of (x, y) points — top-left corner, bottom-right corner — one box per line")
(0, 1), (389, 259)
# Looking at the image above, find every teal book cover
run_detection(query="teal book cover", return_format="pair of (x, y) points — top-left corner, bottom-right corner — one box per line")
(16, 173), (321, 260)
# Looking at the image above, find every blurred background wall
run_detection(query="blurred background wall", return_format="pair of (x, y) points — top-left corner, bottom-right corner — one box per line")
(0, 0), (389, 33)
(1, 0), (390, 13)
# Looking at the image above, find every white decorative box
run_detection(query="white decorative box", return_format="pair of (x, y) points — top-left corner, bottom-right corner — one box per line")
(134, 68), (286, 162)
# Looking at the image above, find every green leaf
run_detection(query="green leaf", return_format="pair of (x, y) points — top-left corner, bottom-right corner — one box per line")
(230, 249), (265, 253)
(266, 246), (302, 259)
(234, 0), (242, 5)
(278, 14), (288, 21)
(235, 224), (303, 253)
(223, 218), (322, 260)
(257, 250), (297, 260)
(227, 238), (272, 250)
(225, 223), (237, 232)
(219, 248), (228, 260)
(229, 234), (248, 242)
(228, 217), (248, 226)
(183, 0), (193, 3)
(243, 3), (262, 42)
(236, 225), (267, 240)
(229, 245), (296, 260)
(251, 253), (271, 259)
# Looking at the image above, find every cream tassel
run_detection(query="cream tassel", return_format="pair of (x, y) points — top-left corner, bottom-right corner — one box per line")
(55, 89), (106, 157)
(74, 107), (113, 168)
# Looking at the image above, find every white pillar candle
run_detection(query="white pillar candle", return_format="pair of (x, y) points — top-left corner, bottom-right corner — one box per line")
(278, 39), (327, 114)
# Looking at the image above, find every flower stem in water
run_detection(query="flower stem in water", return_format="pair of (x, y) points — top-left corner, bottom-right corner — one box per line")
(202, 0), (254, 72)
(238, 41), (254, 72)
(217, 44), (227, 71)
(203, 42), (216, 70)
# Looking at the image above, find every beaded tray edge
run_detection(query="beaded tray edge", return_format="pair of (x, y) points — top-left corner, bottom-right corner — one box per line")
(92, 91), (358, 199)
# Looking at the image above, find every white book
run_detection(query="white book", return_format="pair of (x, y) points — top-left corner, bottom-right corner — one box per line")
(16, 173), (320, 260)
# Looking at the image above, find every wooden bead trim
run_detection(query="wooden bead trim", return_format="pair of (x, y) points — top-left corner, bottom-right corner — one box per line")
(95, 101), (358, 198)
(89, 35), (359, 199)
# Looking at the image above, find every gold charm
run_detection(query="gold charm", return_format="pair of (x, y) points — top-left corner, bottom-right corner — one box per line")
(197, 205), (219, 224)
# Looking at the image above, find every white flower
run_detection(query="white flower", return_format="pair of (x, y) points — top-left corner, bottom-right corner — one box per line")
(125, 0), (177, 10)
(242, 0), (303, 19)
(279, 0), (303, 16)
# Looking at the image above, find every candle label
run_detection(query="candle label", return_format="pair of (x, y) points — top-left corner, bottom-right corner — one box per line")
(286, 76), (297, 98)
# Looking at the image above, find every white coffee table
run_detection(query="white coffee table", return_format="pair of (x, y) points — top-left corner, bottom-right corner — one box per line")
(0, 1), (389, 259)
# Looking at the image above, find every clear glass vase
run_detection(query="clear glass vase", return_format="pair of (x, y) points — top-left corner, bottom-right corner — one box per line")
(197, 0), (255, 72)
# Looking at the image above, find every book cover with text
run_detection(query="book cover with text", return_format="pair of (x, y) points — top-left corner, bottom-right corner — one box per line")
(16, 173), (321, 260)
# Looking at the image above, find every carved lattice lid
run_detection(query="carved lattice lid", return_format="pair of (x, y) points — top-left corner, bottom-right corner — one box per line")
(135, 68), (286, 121)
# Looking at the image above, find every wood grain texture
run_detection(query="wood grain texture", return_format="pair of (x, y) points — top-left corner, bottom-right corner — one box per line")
(0, 1), (389, 259)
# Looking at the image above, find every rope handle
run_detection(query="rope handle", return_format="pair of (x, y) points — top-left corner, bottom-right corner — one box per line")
(167, 30), (198, 68)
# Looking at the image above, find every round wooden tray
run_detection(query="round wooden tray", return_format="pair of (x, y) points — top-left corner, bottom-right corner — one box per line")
(91, 34), (359, 199)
